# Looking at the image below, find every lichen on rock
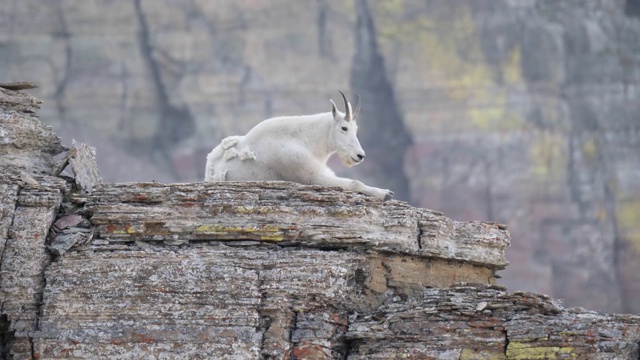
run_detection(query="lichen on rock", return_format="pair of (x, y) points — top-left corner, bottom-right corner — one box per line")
(0, 85), (638, 359)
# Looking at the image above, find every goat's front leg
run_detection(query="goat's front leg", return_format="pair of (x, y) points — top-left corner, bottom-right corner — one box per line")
(313, 171), (394, 201)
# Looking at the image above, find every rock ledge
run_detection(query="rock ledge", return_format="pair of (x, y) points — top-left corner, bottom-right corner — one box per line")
(0, 85), (638, 359)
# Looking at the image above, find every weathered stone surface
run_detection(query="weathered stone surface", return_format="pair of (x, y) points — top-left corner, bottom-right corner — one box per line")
(0, 88), (66, 174)
(84, 182), (510, 269)
(48, 232), (84, 256)
(0, 87), (42, 115)
(3, 0), (640, 313)
(0, 183), (19, 259)
(1, 86), (640, 359)
(347, 284), (640, 359)
(67, 140), (102, 193)
(0, 82), (38, 91)
(54, 139), (103, 193)
(391, 0), (640, 313)
(0, 177), (65, 359)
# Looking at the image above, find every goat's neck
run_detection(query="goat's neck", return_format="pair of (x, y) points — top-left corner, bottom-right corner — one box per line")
(307, 114), (335, 163)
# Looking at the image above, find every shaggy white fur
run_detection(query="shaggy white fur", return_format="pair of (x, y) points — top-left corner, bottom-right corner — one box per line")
(205, 92), (393, 200)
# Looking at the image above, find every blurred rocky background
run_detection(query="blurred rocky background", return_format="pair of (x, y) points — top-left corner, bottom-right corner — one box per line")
(1, 0), (639, 313)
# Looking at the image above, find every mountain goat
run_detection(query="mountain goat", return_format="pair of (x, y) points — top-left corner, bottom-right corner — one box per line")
(204, 91), (394, 200)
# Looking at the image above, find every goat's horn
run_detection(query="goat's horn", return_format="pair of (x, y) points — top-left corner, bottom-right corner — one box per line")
(354, 93), (361, 120)
(338, 90), (352, 121)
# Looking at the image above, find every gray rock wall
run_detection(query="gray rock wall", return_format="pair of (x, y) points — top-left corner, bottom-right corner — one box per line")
(2, 0), (640, 314)
(1, 84), (639, 359)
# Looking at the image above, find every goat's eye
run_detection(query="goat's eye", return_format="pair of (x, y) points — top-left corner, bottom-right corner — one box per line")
(341, 126), (348, 131)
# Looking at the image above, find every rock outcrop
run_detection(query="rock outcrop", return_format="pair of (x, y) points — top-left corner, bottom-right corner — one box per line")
(1, 85), (639, 359)
(3, 0), (640, 313)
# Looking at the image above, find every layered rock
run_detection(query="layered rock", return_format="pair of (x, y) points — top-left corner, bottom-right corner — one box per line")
(1, 85), (639, 358)
(0, 84), (68, 359)
(3, 0), (640, 312)
(4, 0), (640, 313)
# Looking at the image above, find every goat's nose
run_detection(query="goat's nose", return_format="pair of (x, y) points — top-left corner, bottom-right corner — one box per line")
(357, 153), (365, 161)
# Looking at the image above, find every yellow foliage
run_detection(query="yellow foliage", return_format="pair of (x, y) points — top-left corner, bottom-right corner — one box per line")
(372, 0), (523, 132)
(618, 199), (640, 253)
(504, 45), (522, 85)
(530, 132), (566, 185)
(581, 137), (598, 162)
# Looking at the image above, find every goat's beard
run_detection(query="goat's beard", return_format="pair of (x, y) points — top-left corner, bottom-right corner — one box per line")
(339, 153), (357, 168)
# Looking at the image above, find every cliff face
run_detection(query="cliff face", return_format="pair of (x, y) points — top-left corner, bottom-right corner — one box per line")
(1, 86), (639, 359)
(398, 0), (640, 315)
(2, 0), (640, 313)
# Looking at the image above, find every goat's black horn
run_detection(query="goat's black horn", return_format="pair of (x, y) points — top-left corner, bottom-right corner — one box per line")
(338, 90), (352, 121)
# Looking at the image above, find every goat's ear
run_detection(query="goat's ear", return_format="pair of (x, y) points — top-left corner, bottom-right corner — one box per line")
(330, 99), (339, 120)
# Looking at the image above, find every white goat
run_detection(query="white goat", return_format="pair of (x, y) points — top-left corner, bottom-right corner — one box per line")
(204, 92), (394, 200)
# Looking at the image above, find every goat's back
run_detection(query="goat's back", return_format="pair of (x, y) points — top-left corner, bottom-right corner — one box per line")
(206, 112), (333, 183)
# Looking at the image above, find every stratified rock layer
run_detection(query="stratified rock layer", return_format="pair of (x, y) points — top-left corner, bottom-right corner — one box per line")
(3, 0), (640, 313)
(0, 85), (638, 359)
(347, 285), (640, 359)
(28, 181), (507, 359)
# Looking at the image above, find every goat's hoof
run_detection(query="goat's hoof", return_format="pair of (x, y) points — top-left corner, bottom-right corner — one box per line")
(383, 191), (394, 201)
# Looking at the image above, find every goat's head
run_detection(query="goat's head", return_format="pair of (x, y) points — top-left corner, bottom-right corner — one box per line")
(330, 91), (365, 167)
